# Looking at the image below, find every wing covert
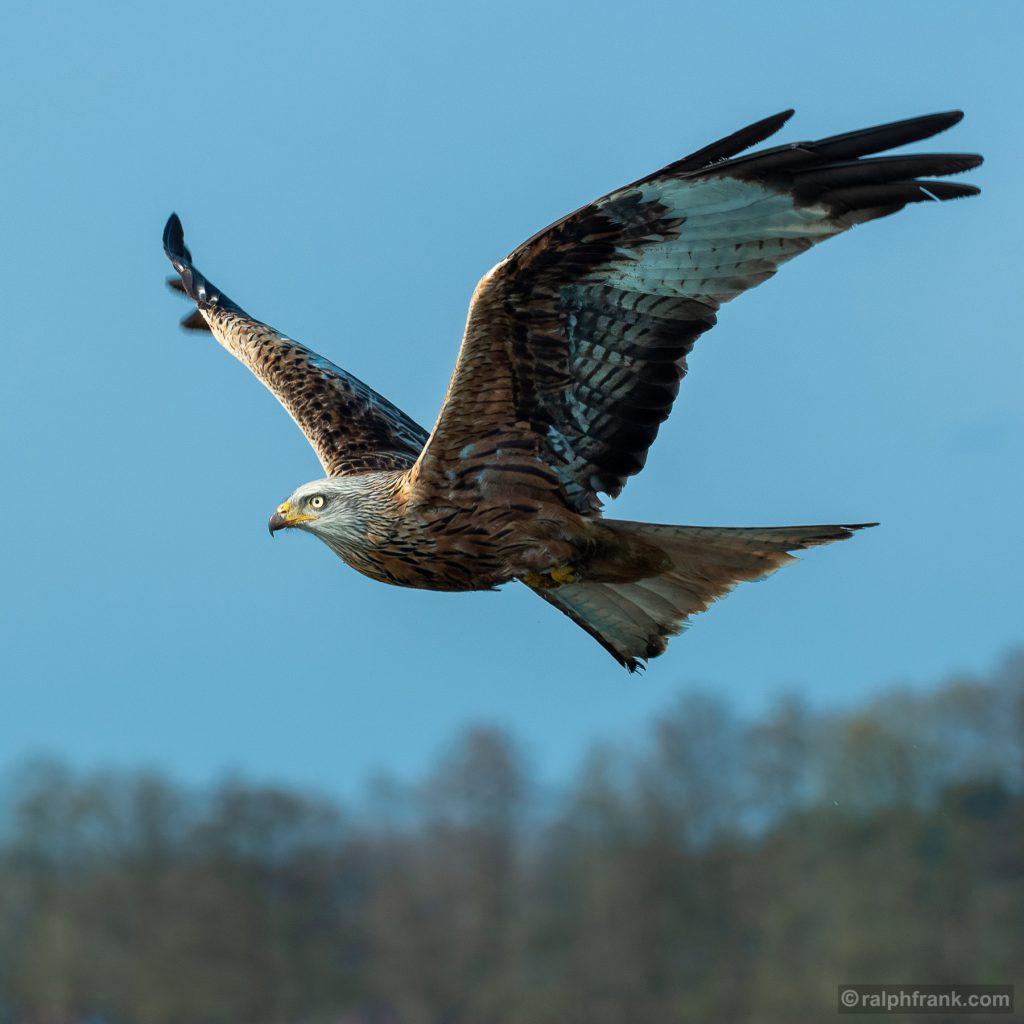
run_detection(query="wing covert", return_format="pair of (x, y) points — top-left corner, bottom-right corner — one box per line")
(163, 215), (429, 476)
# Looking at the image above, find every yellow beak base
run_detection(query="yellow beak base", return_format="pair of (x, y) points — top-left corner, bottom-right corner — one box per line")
(268, 501), (319, 535)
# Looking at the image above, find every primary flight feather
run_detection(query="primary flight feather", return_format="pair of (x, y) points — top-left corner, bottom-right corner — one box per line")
(164, 110), (981, 671)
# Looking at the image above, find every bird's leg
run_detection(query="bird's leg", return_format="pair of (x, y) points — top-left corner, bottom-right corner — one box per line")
(521, 565), (578, 589)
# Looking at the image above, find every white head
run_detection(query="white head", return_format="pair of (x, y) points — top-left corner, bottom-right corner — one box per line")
(267, 476), (386, 552)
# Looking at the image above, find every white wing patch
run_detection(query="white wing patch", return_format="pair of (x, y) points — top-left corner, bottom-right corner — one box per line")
(596, 178), (839, 303)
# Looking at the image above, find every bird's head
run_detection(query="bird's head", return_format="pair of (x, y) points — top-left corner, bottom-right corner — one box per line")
(268, 476), (378, 547)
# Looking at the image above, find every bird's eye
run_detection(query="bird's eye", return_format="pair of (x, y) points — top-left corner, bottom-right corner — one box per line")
(309, 495), (325, 510)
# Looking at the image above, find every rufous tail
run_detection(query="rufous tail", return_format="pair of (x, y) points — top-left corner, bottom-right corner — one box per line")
(529, 521), (874, 672)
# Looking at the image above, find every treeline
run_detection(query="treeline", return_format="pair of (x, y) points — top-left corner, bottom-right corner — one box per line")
(1, 655), (1022, 1024)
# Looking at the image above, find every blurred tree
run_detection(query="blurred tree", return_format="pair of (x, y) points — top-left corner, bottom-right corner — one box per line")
(744, 694), (815, 823)
(0, 655), (1020, 1023)
(366, 727), (528, 1024)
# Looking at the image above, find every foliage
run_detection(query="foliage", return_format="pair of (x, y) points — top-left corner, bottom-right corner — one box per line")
(1, 656), (1022, 1024)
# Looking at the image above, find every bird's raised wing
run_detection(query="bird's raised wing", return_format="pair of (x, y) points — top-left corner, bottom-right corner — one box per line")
(409, 111), (981, 513)
(163, 214), (429, 476)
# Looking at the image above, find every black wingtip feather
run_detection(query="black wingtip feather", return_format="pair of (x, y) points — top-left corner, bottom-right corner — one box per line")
(808, 111), (968, 161)
(671, 109), (795, 175)
(919, 180), (982, 200)
(163, 212), (191, 266)
(693, 110), (982, 222)
(161, 212), (239, 318)
(180, 309), (212, 332)
(162, 212), (204, 307)
(792, 153), (983, 195)
(822, 179), (981, 218)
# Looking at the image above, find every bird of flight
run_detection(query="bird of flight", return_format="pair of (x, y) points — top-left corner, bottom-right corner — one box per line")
(164, 110), (980, 671)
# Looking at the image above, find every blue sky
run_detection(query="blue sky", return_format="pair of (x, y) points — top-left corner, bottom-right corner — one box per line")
(1, 1), (1020, 797)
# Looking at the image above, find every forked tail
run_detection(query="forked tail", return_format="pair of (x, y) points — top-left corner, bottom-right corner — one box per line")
(529, 521), (875, 672)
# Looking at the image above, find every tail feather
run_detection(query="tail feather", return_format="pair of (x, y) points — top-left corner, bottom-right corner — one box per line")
(530, 521), (874, 672)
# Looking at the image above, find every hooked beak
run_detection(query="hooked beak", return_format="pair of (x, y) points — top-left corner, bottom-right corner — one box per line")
(268, 501), (318, 536)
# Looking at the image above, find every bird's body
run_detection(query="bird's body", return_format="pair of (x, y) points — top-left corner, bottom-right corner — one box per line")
(277, 471), (576, 593)
(165, 109), (981, 670)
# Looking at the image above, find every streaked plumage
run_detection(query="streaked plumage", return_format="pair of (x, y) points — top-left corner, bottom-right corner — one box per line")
(164, 110), (981, 670)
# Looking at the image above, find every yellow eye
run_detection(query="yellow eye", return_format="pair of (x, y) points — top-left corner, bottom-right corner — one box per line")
(309, 495), (325, 510)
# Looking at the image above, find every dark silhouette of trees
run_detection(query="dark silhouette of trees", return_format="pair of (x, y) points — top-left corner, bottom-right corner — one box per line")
(1, 654), (1021, 1023)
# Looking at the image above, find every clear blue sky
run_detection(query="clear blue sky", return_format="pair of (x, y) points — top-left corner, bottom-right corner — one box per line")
(1, 1), (1020, 797)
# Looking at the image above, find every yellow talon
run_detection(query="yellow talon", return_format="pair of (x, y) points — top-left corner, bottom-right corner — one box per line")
(521, 566), (576, 589)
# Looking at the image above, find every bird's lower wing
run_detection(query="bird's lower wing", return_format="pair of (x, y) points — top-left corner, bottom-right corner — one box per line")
(163, 214), (429, 476)
(408, 111), (980, 512)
